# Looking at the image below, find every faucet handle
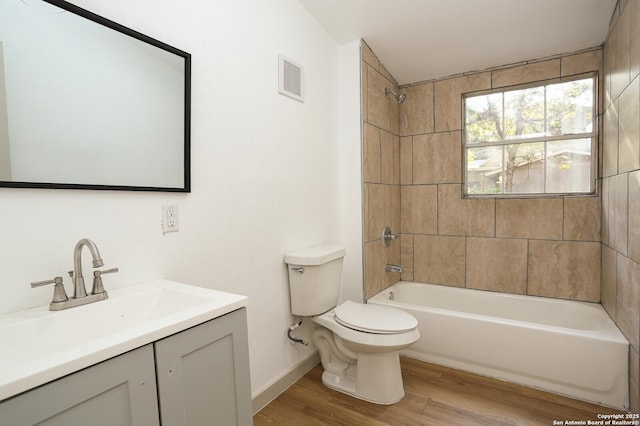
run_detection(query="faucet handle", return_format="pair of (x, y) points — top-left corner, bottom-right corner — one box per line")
(30, 276), (69, 303)
(95, 267), (119, 276)
(382, 226), (399, 247)
(31, 276), (63, 288)
(91, 267), (118, 295)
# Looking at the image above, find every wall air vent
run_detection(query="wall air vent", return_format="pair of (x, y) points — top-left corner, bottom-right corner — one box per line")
(278, 54), (304, 102)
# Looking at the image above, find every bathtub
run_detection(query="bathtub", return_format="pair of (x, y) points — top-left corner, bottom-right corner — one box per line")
(368, 282), (629, 410)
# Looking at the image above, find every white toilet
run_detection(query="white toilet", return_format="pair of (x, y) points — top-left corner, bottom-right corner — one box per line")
(284, 244), (419, 404)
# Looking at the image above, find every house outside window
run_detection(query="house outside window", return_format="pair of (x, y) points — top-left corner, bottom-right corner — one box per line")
(463, 75), (597, 197)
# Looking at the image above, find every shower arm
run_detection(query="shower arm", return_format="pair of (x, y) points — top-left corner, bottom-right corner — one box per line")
(384, 88), (406, 103)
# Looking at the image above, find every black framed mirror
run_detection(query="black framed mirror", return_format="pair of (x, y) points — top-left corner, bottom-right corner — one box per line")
(0, 0), (191, 192)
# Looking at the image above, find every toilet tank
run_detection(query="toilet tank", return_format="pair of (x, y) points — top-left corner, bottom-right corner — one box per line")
(284, 245), (346, 316)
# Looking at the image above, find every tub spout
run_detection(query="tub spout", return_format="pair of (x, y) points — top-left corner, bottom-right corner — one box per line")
(385, 264), (403, 273)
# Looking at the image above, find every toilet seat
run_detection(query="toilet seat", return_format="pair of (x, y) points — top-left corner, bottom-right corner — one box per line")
(312, 306), (420, 352)
(334, 300), (417, 334)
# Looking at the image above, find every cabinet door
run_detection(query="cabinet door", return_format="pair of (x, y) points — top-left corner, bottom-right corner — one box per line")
(155, 308), (252, 426)
(0, 345), (159, 426)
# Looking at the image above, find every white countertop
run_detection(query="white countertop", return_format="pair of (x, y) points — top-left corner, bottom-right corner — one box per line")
(0, 279), (248, 401)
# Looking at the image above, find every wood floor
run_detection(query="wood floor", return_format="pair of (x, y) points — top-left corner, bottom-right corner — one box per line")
(254, 357), (623, 425)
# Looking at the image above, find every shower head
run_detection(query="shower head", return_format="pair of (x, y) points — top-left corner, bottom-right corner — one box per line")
(384, 88), (406, 104)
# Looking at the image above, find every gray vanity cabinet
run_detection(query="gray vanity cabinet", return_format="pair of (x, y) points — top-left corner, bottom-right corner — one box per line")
(0, 344), (160, 426)
(155, 308), (253, 426)
(0, 308), (252, 426)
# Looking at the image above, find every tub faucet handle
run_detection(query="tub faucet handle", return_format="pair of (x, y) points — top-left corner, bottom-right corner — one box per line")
(383, 226), (399, 247)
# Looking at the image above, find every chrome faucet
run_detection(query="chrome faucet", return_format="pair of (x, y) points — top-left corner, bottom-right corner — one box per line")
(72, 238), (104, 299)
(382, 226), (399, 247)
(30, 238), (118, 311)
(385, 264), (403, 273)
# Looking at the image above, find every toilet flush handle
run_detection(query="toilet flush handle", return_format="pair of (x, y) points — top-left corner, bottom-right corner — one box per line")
(291, 267), (304, 273)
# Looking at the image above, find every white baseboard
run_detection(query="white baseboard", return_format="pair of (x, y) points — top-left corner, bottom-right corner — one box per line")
(252, 352), (320, 414)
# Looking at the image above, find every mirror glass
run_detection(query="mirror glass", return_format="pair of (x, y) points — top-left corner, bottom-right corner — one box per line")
(0, 0), (190, 191)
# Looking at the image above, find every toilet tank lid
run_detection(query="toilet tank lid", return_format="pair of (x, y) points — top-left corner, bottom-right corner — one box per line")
(284, 244), (346, 266)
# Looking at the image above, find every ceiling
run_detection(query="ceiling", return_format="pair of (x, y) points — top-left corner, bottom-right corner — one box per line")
(299, 0), (617, 85)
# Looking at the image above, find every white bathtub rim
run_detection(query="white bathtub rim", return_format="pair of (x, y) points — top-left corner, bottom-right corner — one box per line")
(370, 282), (626, 343)
(374, 300), (627, 344)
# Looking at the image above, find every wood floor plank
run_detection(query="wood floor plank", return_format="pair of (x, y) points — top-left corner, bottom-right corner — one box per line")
(254, 357), (624, 425)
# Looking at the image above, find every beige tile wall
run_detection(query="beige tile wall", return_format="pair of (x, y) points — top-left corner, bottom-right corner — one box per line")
(362, 41), (401, 299)
(364, 46), (604, 303)
(362, 39), (604, 299)
(601, 0), (640, 411)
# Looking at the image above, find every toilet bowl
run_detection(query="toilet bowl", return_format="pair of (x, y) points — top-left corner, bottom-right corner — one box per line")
(284, 244), (419, 404)
(311, 300), (419, 404)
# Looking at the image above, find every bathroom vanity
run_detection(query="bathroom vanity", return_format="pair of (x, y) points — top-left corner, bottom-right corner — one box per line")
(0, 280), (252, 425)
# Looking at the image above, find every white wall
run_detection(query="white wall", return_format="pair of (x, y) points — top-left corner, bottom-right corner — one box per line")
(0, 0), (362, 401)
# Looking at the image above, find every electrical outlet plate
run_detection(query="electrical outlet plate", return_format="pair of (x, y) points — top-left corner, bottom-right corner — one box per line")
(162, 204), (179, 234)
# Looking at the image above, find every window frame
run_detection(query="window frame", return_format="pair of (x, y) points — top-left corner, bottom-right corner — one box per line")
(462, 73), (598, 198)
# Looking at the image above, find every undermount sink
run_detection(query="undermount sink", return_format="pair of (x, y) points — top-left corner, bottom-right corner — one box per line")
(0, 280), (248, 401)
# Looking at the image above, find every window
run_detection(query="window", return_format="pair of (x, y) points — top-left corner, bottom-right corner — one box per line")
(463, 76), (596, 196)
